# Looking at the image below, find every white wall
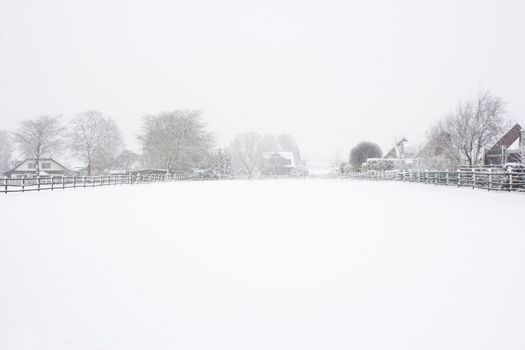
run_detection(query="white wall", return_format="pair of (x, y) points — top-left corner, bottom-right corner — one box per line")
(20, 160), (64, 171)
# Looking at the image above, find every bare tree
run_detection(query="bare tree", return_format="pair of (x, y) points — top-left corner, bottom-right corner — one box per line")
(260, 133), (302, 163)
(276, 134), (301, 163)
(230, 132), (263, 178)
(13, 115), (65, 176)
(0, 130), (13, 172)
(428, 90), (507, 166)
(349, 141), (382, 170)
(92, 115), (124, 173)
(69, 110), (124, 175)
(138, 110), (214, 173)
(114, 150), (141, 173)
(69, 110), (104, 176)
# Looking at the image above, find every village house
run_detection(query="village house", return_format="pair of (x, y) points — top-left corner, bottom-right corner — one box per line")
(364, 136), (455, 170)
(384, 137), (412, 159)
(261, 151), (296, 175)
(2, 158), (75, 179)
(413, 136), (455, 170)
(362, 137), (414, 170)
(367, 124), (525, 171)
(414, 124), (525, 168)
(484, 123), (524, 166)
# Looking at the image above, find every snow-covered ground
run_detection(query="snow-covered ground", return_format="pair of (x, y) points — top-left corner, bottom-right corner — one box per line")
(1, 179), (525, 350)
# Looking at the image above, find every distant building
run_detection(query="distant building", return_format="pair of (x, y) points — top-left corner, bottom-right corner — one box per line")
(484, 124), (524, 166)
(414, 135), (455, 170)
(2, 158), (75, 178)
(363, 137), (417, 170)
(261, 152), (296, 175)
(365, 136), (453, 170)
(384, 137), (412, 159)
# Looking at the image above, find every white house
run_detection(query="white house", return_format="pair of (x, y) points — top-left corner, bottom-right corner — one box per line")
(2, 158), (75, 178)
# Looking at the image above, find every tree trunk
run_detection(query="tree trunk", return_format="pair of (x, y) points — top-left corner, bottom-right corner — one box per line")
(35, 155), (40, 177)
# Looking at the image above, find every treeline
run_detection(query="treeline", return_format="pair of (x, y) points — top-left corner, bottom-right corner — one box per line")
(345, 90), (512, 171)
(0, 110), (303, 177)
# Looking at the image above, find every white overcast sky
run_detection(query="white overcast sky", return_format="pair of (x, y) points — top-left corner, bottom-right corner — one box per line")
(1, 0), (524, 163)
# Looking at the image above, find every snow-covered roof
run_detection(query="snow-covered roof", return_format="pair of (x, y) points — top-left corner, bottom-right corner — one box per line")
(3, 157), (72, 175)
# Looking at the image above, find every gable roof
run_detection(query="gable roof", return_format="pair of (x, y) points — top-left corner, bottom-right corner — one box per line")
(262, 151), (296, 167)
(416, 136), (444, 159)
(384, 137), (408, 159)
(485, 124), (522, 156)
(384, 147), (398, 158)
(3, 158), (71, 175)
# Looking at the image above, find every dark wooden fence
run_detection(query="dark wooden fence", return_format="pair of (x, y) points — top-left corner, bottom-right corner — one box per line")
(345, 169), (525, 192)
(1, 173), (181, 194)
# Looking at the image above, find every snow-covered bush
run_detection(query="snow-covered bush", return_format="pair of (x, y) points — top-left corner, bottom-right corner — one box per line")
(362, 158), (396, 171)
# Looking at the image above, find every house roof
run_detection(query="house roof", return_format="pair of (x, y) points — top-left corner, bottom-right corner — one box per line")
(384, 137), (408, 159)
(262, 151), (296, 167)
(2, 158), (72, 175)
(485, 124), (522, 156)
(384, 147), (398, 158)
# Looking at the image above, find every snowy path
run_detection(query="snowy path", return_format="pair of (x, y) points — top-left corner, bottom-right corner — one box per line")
(1, 179), (525, 349)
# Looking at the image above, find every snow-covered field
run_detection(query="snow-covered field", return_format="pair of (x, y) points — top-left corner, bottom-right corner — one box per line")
(1, 179), (525, 350)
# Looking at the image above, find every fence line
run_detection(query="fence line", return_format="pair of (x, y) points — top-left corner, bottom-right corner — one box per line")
(1, 173), (181, 194)
(344, 169), (525, 192)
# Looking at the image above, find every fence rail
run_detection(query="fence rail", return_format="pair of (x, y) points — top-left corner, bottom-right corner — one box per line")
(345, 169), (525, 192)
(1, 173), (181, 194)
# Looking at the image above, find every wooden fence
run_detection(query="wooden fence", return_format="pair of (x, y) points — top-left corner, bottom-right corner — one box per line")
(1, 173), (181, 194)
(345, 169), (525, 192)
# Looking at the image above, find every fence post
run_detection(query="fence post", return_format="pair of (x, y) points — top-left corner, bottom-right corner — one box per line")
(62, 176), (66, 190)
(509, 172), (513, 192)
(488, 170), (492, 191)
(458, 171), (461, 187)
(83, 176), (86, 188)
(51, 177), (54, 191)
(472, 169), (476, 189)
(37, 176), (41, 191)
(445, 171), (449, 186)
(4, 178), (7, 194)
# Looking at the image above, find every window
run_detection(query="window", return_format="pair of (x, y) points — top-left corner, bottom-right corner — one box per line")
(28, 162), (36, 169)
(42, 162), (51, 169)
